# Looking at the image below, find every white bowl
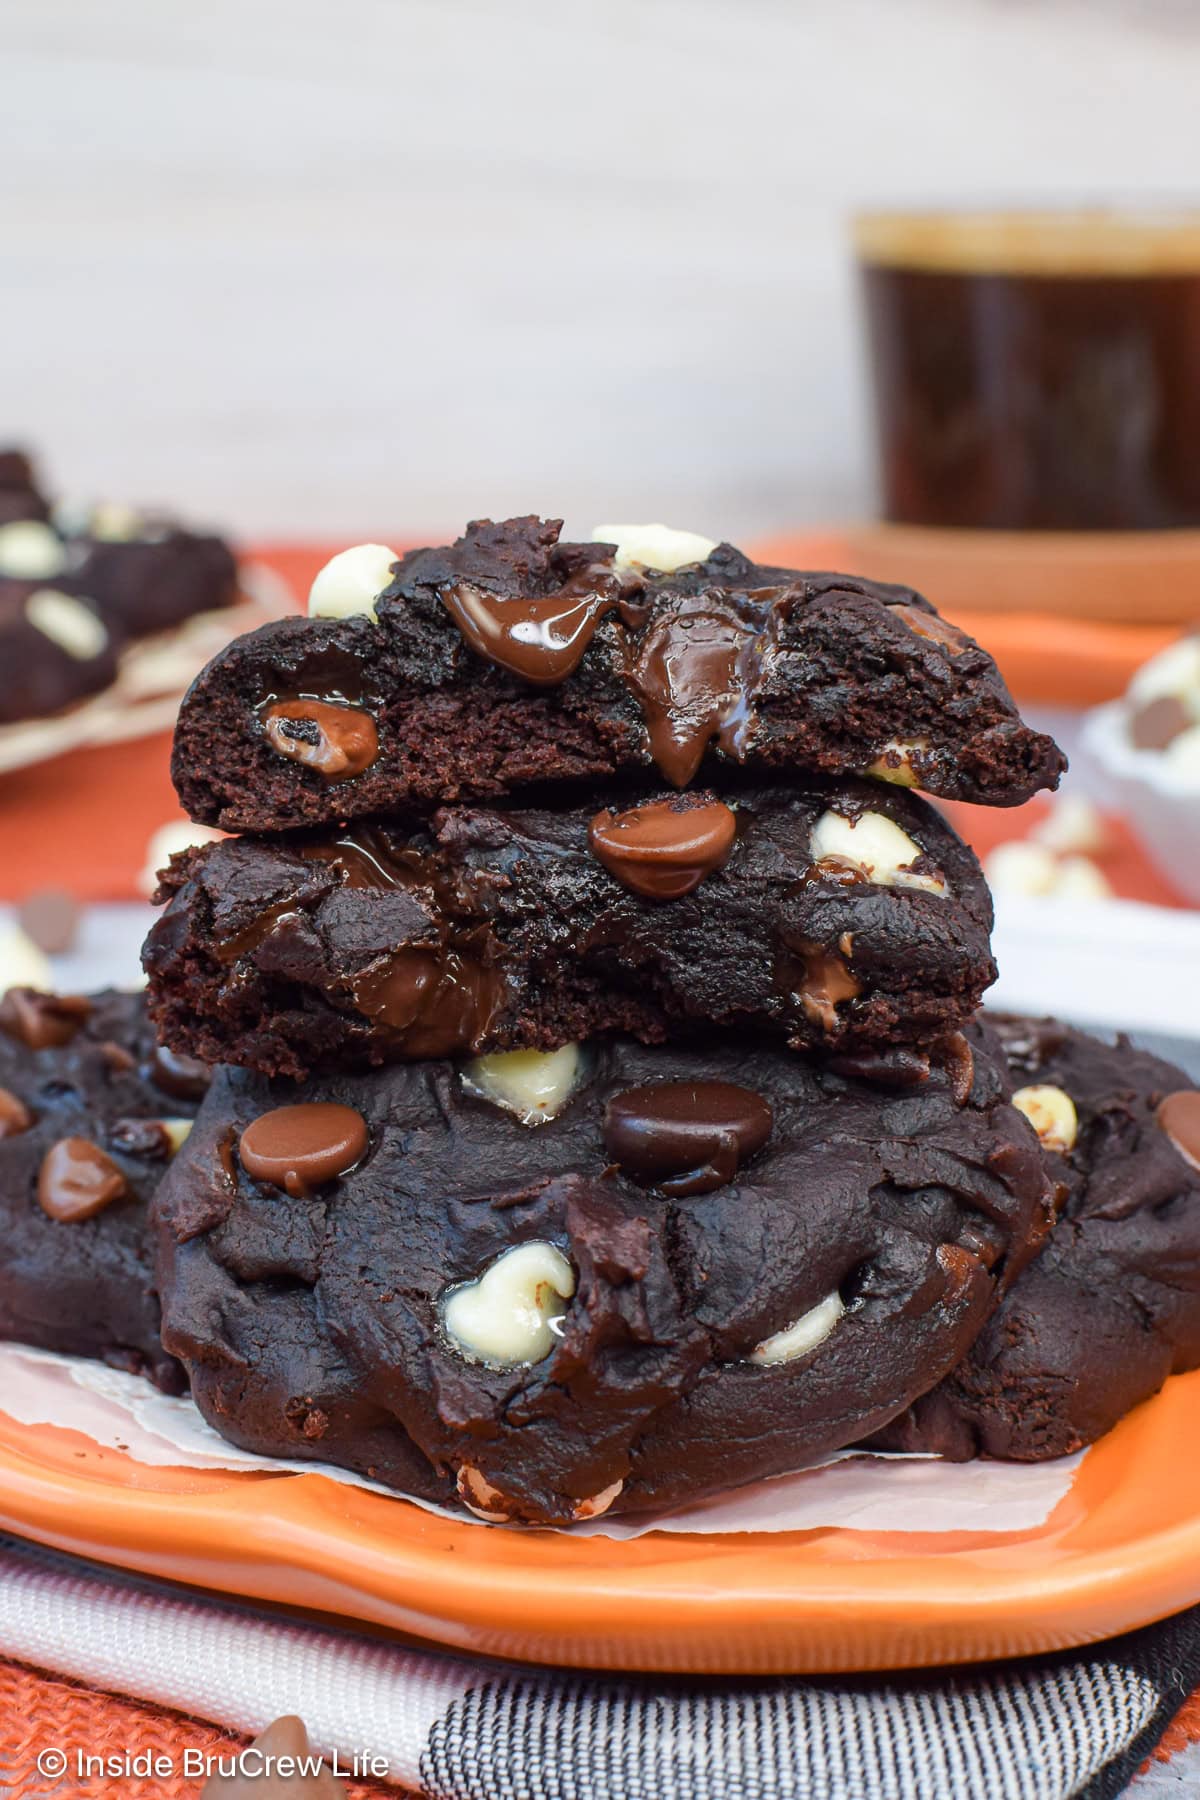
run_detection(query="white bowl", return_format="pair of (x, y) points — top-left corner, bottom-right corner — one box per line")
(1080, 701), (1200, 902)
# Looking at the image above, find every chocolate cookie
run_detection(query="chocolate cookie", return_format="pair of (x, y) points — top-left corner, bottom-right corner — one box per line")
(153, 1029), (1053, 1524)
(64, 520), (238, 640)
(144, 779), (995, 1078)
(169, 517), (1064, 831)
(0, 986), (211, 1390)
(872, 1017), (1200, 1462)
(0, 576), (121, 725)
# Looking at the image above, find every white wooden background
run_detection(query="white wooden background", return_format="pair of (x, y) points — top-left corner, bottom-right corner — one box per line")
(5, 0), (1200, 543)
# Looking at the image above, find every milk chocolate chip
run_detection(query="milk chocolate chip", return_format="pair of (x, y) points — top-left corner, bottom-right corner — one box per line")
(263, 700), (379, 780)
(603, 1080), (773, 1196)
(0, 1086), (32, 1139)
(0, 988), (91, 1050)
(441, 565), (624, 685)
(239, 1102), (368, 1197)
(149, 1041), (212, 1102)
(38, 1137), (129, 1222)
(1158, 1090), (1200, 1172)
(588, 797), (736, 899)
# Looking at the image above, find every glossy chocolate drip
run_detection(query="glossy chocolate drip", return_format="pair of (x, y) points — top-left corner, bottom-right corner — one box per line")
(0, 1085), (32, 1138)
(0, 988), (91, 1050)
(781, 937), (862, 1034)
(603, 1079), (773, 1196)
(588, 797), (736, 899)
(621, 588), (786, 787)
(262, 698), (379, 780)
(1158, 1090), (1200, 1171)
(38, 1137), (129, 1222)
(239, 1101), (368, 1197)
(441, 563), (627, 685)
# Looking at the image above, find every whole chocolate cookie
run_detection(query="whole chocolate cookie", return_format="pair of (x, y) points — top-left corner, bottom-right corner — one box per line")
(872, 1017), (1200, 1462)
(170, 517), (1064, 831)
(144, 779), (995, 1078)
(0, 986), (211, 1390)
(153, 1028), (1052, 1524)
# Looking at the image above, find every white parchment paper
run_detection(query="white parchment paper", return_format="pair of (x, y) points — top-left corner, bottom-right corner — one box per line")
(0, 1342), (1083, 1538)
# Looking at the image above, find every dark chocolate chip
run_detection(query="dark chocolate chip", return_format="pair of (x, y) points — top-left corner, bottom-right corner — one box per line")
(262, 700), (379, 780)
(603, 1080), (773, 1196)
(0, 1086), (33, 1139)
(239, 1102), (368, 1197)
(38, 1137), (129, 1222)
(588, 798), (736, 900)
(110, 1117), (172, 1161)
(1159, 1090), (1200, 1172)
(0, 988), (91, 1050)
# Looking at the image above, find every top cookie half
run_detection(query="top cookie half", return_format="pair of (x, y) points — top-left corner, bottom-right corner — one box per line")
(171, 518), (1065, 830)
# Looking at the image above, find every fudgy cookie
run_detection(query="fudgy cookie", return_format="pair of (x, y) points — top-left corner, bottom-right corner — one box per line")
(0, 576), (121, 725)
(872, 1017), (1200, 1462)
(170, 517), (1064, 831)
(144, 779), (995, 1077)
(0, 986), (211, 1390)
(153, 1028), (1053, 1524)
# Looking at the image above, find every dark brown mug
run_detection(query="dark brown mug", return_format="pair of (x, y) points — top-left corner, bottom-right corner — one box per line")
(856, 210), (1200, 531)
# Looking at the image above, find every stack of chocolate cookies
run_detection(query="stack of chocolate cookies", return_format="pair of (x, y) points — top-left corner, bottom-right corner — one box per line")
(131, 517), (1200, 1525)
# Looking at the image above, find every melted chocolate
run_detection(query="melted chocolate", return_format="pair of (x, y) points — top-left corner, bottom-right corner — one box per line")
(603, 1079), (773, 1196)
(0, 989), (91, 1051)
(1130, 695), (1192, 751)
(1158, 1090), (1200, 1172)
(441, 564), (628, 685)
(38, 1137), (129, 1222)
(239, 1102), (368, 1197)
(0, 1085), (32, 1138)
(781, 938), (862, 1034)
(262, 699), (378, 780)
(588, 798), (736, 899)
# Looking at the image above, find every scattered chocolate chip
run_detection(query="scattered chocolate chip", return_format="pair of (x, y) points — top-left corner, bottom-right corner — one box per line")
(16, 887), (80, 955)
(38, 1137), (129, 1222)
(262, 700), (379, 780)
(1130, 695), (1192, 752)
(603, 1080), (773, 1196)
(0, 988), (91, 1050)
(149, 1041), (212, 1102)
(239, 1102), (369, 1197)
(100, 1040), (138, 1074)
(0, 1086), (33, 1139)
(588, 797), (736, 899)
(110, 1117), (172, 1160)
(1158, 1090), (1200, 1172)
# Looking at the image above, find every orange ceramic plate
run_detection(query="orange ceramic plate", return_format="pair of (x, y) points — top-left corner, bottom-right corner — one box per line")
(1, 1373), (1200, 1674)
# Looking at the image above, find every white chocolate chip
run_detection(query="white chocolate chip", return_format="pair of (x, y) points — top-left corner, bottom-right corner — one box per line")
(442, 1241), (575, 1368)
(750, 1290), (845, 1366)
(0, 520), (67, 580)
(1012, 1084), (1078, 1153)
(1164, 723), (1200, 776)
(573, 1479), (624, 1521)
(1052, 856), (1113, 901)
(455, 1465), (514, 1522)
(0, 925), (54, 994)
(983, 841), (1061, 897)
(591, 522), (718, 575)
(161, 1118), (194, 1155)
(460, 1044), (584, 1126)
(88, 501), (144, 542)
(1030, 795), (1110, 858)
(24, 589), (108, 661)
(866, 737), (928, 788)
(810, 809), (946, 894)
(307, 543), (399, 620)
(1128, 635), (1200, 711)
(139, 820), (224, 899)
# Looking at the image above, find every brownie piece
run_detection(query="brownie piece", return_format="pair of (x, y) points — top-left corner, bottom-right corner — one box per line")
(153, 1027), (1053, 1525)
(0, 575), (121, 725)
(872, 1017), (1200, 1462)
(170, 517), (1065, 831)
(0, 986), (211, 1391)
(143, 778), (995, 1078)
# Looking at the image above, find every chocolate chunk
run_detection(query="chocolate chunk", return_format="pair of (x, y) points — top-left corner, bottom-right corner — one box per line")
(588, 797), (736, 899)
(239, 1102), (368, 1197)
(149, 1041), (212, 1102)
(17, 888), (80, 955)
(441, 564), (626, 684)
(1130, 695), (1192, 751)
(603, 1080), (773, 1195)
(110, 1117), (173, 1160)
(890, 604), (970, 655)
(262, 700), (379, 780)
(0, 1086), (32, 1138)
(1158, 1090), (1200, 1171)
(38, 1137), (129, 1222)
(101, 1040), (138, 1074)
(0, 988), (91, 1050)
